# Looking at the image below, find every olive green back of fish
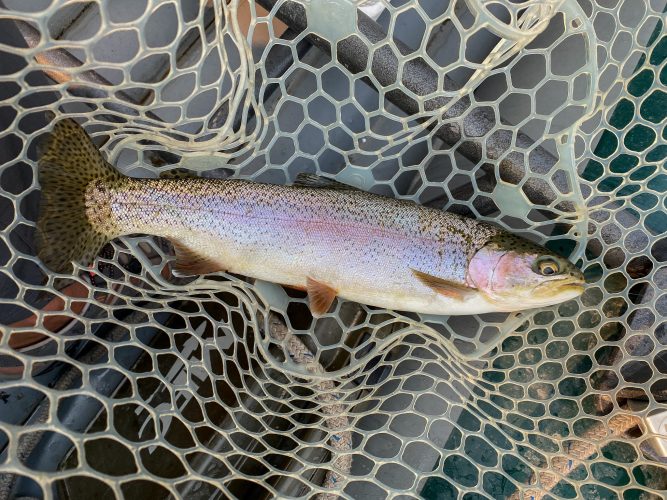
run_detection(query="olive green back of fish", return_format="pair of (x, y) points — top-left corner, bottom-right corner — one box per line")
(37, 119), (121, 274)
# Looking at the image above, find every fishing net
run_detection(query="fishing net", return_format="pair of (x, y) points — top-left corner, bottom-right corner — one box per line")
(0, 0), (665, 498)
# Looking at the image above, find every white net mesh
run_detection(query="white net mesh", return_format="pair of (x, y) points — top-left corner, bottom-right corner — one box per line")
(0, 0), (666, 498)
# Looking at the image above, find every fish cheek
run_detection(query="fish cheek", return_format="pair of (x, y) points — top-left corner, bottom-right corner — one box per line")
(492, 253), (537, 293)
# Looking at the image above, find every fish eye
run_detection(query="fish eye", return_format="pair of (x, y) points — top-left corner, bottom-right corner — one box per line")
(534, 257), (560, 276)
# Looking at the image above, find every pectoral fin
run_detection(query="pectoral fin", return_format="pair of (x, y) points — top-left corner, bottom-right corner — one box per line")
(411, 269), (475, 301)
(172, 242), (226, 276)
(306, 277), (337, 316)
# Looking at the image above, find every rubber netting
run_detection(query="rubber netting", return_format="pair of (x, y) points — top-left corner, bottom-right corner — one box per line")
(0, 0), (665, 498)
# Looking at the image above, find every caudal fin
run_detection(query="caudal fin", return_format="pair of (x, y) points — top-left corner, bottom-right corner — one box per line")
(37, 118), (121, 274)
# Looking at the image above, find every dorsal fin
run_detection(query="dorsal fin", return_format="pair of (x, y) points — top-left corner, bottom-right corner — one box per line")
(411, 269), (475, 301)
(306, 277), (337, 316)
(159, 168), (196, 180)
(294, 173), (361, 191)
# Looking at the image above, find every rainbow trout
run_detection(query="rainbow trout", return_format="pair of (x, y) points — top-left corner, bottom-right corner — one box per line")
(37, 119), (585, 315)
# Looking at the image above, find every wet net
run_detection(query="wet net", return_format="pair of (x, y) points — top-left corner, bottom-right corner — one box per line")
(0, 0), (665, 498)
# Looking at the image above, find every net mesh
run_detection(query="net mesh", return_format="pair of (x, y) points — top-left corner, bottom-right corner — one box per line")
(0, 0), (665, 498)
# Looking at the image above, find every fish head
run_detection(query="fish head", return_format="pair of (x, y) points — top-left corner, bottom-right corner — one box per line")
(467, 233), (585, 310)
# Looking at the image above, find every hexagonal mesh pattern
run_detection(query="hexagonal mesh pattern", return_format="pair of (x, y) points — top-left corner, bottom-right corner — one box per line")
(0, 0), (665, 498)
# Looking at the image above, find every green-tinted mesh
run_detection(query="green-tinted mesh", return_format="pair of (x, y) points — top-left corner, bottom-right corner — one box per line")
(0, 0), (665, 498)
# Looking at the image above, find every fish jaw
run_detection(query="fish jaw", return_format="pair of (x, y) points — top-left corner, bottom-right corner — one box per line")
(529, 277), (586, 305)
(474, 277), (585, 312)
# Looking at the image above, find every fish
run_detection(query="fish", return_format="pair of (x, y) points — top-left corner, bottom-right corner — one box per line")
(36, 119), (585, 316)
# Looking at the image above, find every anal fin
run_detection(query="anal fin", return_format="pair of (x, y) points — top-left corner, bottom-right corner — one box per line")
(172, 242), (226, 276)
(411, 269), (475, 301)
(306, 277), (337, 316)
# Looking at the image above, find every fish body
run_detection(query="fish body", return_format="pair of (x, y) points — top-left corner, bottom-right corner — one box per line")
(37, 120), (585, 315)
(92, 177), (499, 314)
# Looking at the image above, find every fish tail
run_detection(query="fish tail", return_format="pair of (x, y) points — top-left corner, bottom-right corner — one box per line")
(36, 118), (122, 274)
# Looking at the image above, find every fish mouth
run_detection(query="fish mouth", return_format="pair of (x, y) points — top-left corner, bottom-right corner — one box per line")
(533, 276), (585, 297)
(488, 279), (585, 310)
(481, 277), (584, 308)
(559, 283), (586, 293)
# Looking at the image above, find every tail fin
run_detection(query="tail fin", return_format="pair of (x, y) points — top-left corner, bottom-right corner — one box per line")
(37, 118), (121, 274)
